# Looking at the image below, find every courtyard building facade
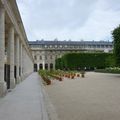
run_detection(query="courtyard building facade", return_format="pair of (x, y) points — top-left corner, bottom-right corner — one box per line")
(29, 40), (113, 72)
(0, 0), (33, 97)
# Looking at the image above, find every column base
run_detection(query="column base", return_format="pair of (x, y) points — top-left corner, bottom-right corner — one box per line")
(10, 78), (16, 89)
(16, 77), (21, 84)
(0, 81), (7, 97)
(20, 75), (24, 81)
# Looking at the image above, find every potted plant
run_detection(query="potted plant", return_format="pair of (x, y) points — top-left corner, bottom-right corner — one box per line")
(71, 75), (74, 79)
(77, 74), (80, 77)
(80, 71), (85, 78)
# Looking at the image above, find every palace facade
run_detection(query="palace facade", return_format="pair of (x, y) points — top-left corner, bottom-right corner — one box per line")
(29, 40), (113, 71)
(0, 0), (113, 97)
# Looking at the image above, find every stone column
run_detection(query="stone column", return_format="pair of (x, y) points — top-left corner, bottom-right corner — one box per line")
(37, 63), (39, 71)
(42, 55), (45, 70)
(43, 61), (45, 70)
(8, 25), (15, 89)
(16, 36), (20, 83)
(48, 63), (50, 71)
(0, 6), (7, 96)
(53, 62), (55, 70)
(20, 42), (23, 80)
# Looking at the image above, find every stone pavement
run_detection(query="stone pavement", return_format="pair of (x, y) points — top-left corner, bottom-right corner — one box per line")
(0, 73), (49, 120)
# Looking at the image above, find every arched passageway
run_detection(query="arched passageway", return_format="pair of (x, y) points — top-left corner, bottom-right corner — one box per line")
(45, 64), (48, 70)
(39, 64), (43, 70)
(50, 63), (53, 70)
(34, 64), (37, 72)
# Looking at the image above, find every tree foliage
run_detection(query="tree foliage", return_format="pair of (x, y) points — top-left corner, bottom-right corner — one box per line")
(55, 53), (114, 70)
(112, 25), (120, 66)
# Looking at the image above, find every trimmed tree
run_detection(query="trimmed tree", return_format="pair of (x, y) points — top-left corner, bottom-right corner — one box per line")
(56, 53), (113, 70)
(112, 25), (120, 66)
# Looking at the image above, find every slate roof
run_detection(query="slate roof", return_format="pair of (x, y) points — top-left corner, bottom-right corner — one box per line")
(29, 40), (113, 45)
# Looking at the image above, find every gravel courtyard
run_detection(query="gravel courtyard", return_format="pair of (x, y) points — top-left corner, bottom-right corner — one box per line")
(45, 72), (120, 120)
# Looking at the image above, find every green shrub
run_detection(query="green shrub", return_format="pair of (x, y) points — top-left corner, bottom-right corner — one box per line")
(95, 67), (120, 74)
(56, 53), (114, 70)
(112, 25), (120, 66)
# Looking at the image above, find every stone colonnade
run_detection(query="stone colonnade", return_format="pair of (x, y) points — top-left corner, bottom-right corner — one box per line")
(0, 1), (33, 96)
(35, 62), (55, 71)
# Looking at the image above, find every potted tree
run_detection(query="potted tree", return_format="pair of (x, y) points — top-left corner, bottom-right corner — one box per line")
(81, 71), (85, 78)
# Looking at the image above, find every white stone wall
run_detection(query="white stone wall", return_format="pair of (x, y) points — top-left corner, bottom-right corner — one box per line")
(0, 0), (34, 97)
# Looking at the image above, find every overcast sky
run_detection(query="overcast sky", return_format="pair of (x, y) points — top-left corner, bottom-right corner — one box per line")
(17, 0), (120, 41)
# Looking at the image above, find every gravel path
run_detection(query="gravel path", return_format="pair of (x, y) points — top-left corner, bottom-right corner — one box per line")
(45, 72), (120, 120)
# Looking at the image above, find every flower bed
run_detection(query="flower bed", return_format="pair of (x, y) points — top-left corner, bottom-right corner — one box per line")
(39, 70), (51, 85)
(95, 67), (120, 74)
(49, 74), (63, 81)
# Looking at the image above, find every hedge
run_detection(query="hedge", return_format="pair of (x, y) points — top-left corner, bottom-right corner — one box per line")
(95, 67), (120, 74)
(112, 25), (120, 66)
(55, 53), (114, 70)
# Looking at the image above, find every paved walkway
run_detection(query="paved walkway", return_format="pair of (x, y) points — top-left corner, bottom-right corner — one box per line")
(0, 73), (49, 120)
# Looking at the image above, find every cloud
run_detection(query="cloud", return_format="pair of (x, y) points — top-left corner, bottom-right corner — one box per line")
(17, 0), (120, 41)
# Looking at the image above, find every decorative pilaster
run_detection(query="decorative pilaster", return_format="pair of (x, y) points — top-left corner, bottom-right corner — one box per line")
(0, 6), (7, 96)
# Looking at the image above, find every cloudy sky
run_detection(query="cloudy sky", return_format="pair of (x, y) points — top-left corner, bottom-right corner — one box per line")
(17, 0), (120, 41)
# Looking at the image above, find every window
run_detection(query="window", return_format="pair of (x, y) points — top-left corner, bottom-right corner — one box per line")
(50, 55), (52, 59)
(40, 56), (42, 60)
(45, 56), (47, 60)
(34, 55), (37, 60)
(106, 45), (108, 48)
